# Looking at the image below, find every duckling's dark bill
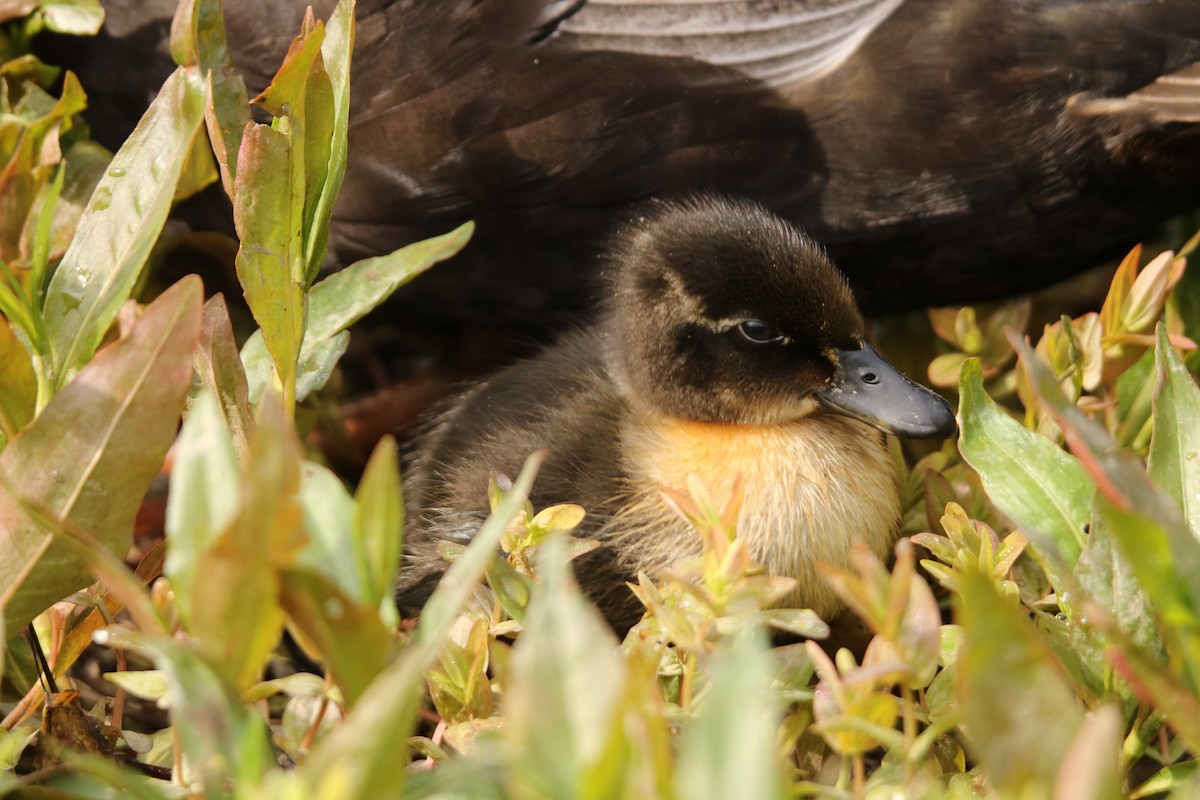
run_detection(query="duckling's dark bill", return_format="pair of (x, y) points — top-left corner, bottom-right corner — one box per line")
(816, 344), (956, 439)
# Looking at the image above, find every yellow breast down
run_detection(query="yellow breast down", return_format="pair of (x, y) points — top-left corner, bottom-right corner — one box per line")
(613, 413), (901, 619)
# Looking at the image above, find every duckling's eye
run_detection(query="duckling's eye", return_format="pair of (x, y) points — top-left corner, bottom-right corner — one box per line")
(737, 319), (785, 344)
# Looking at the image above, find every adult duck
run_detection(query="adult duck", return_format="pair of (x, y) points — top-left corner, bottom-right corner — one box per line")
(40, 0), (1200, 318)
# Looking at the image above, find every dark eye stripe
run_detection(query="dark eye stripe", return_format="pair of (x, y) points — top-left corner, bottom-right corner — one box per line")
(737, 319), (785, 344)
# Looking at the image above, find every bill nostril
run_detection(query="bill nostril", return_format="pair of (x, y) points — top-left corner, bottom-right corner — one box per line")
(862, 371), (879, 385)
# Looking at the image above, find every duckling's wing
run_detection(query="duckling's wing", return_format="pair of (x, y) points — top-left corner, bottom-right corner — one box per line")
(549, 0), (905, 87)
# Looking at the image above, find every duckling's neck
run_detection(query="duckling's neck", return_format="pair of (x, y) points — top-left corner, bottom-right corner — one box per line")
(614, 412), (901, 618)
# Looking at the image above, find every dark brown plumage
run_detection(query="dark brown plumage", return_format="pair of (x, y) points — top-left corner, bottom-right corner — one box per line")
(398, 197), (954, 629)
(39, 0), (1200, 322)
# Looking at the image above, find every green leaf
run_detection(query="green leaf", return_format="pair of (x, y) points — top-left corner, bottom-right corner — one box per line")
(0, 276), (202, 633)
(295, 328), (348, 401)
(296, 459), (362, 598)
(24, 140), (112, 274)
(279, 568), (396, 709)
(676, 628), (787, 800)
(0, 70), (86, 268)
(303, 0), (355, 283)
(1109, 639), (1200, 756)
(1069, 499), (1162, 710)
(956, 565), (1083, 795)
(250, 9), (331, 283)
(1014, 330), (1200, 687)
(504, 536), (632, 800)
(241, 222), (473, 403)
(304, 220), (472, 349)
(170, 0), (250, 197)
(186, 400), (305, 690)
(302, 452), (544, 798)
(1099, 498), (1200, 687)
(233, 120), (305, 408)
(1148, 323), (1200, 539)
(165, 389), (240, 632)
(44, 68), (209, 388)
(38, 0), (104, 35)
(1076, 499), (1163, 658)
(354, 435), (403, 623)
(958, 357), (1091, 572)
(98, 627), (274, 797)
(103, 669), (170, 705)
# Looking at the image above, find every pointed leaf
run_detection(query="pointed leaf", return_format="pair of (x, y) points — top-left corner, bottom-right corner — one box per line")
(233, 121), (305, 404)
(170, 0), (251, 196)
(958, 357), (1090, 572)
(302, 453), (543, 798)
(296, 459), (362, 598)
(187, 400), (305, 690)
(165, 389), (240, 631)
(194, 295), (253, 458)
(241, 222), (473, 403)
(279, 568), (395, 708)
(956, 566), (1083, 795)
(0, 277), (201, 632)
(505, 536), (628, 798)
(676, 629), (787, 800)
(1149, 323), (1200, 539)
(303, 0), (355, 283)
(44, 68), (209, 388)
(354, 435), (403, 619)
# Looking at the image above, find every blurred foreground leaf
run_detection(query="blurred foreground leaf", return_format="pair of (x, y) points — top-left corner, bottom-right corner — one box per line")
(956, 566), (1083, 795)
(1148, 324), (1200, 538)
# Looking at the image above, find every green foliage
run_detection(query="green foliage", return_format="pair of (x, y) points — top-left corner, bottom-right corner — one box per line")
(3, 1), (1200, 798)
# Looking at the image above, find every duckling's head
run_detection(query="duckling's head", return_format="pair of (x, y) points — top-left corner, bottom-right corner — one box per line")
(605, 196), (955, 437)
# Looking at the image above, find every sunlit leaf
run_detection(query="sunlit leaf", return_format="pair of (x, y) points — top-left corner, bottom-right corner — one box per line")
(0, 277), (201, 632)
(38, 0), (104, 35)
(187, 399), (305, 690)
(233, 120), (305, 409)
(958, 357), (1090, 573)
(354, 435), (403, 624)
(504, 536), (630, 798)
(250, 7), (331, 283)
(302, 0), (355, 283)
(44, 68), (209, 388)
(302, 453), (543, 799)
(676, 628), (786, 800)
(241, 221), (473, 403)
(165, 389), (240, 632)
(98, 627), (274, 796)
(0, 316), (35, 441)
(279, 568), (396, 709)
(170, 0), (250, 196)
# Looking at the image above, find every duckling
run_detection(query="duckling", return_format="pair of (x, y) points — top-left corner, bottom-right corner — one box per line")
(49, 0), (1200, 319)
(398, 197), (955, 629)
